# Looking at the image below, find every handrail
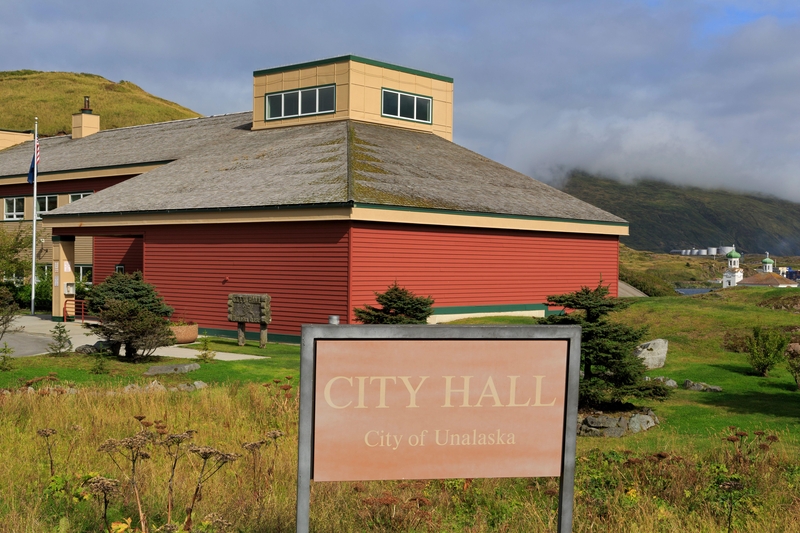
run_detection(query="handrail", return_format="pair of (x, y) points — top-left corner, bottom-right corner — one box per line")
(63, 298), (87, 323)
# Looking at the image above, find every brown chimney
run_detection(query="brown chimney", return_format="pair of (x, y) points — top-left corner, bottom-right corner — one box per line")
(72, 96), (100, 139)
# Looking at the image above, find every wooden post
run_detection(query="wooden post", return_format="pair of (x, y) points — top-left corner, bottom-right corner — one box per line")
(237, 322), (246, 346)
(260, 323), (268, 348)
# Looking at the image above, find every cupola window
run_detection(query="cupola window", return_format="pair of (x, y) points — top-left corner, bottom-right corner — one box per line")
(381, 89), (432, 123)
(266, 85), (336, 120)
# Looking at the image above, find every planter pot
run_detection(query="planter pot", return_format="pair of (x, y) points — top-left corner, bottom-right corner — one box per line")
(170, 323), (198, 344)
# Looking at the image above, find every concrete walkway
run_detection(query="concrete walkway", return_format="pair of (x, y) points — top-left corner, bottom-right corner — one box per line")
(8, 314), (265, 361)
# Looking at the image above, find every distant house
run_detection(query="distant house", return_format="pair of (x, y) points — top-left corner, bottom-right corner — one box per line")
(738, 253), (797, 288)
(0, 56), (629, 342)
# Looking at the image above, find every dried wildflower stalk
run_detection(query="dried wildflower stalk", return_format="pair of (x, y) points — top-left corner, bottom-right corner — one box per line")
(98, 423), (156, 533)
(160, 429), (196, 525)
(36, 428), (57, 477)
(183, 446), (239, 532)
(86, 476), (120, 533)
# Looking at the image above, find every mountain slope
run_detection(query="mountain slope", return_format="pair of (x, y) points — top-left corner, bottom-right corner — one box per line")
(562, 171), (800, 255)
(0, 70), (200, 136)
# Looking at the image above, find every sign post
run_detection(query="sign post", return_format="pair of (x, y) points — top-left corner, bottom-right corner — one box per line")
(297, 324), (581, 532)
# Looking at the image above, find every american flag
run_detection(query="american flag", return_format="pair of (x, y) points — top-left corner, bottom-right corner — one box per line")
(27, 137), (38, 184)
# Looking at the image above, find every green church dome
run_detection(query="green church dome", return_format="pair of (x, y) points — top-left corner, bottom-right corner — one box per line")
(726, 249), (741, 259)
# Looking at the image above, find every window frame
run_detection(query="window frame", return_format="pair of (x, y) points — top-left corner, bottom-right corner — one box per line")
(37, 195), (58, 214)
(265, 84), (336, 121)
(70, 192), (92, 203)
(381, 88), (433, 124)
(4, 197), (25, 220)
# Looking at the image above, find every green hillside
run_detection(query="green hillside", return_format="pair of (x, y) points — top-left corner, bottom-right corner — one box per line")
(563, 171), (800, 255)
(0, 70), (200, 136)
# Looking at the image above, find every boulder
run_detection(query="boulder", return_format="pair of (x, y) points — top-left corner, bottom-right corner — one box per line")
(143, 363), (201, 376)
(634, 339), (668, 369)
(145, 380), (167, 393)
(628, 414), (656, 433)
(578, 409), (659, 437)
(683, 379), (722, 392)
(193, 381), (208, 390)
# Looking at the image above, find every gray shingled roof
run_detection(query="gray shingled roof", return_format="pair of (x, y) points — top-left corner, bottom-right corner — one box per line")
(0, 112), (251, 176)
(20, 115), (625, 224)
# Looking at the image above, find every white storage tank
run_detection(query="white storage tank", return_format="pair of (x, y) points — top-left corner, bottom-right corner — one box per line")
(718, 246), (734, 255)
(707, 247), (718, 256)
(699, 249), (708, 255)
(691, 249), (700, 255)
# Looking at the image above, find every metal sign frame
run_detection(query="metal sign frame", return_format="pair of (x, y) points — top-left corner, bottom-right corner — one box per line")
(297, 324), (581, 533)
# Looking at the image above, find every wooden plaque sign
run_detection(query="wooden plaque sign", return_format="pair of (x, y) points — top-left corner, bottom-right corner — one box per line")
(297, 325), (581, 533)
(227, 293), (271, 347)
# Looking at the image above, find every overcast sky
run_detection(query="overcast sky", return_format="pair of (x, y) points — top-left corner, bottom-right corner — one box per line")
(2, 1), (798, 199)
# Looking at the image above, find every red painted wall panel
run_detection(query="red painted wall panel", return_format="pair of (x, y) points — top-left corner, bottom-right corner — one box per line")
(142, 222), (350, 337)
(349, 222), (620, 321)
(93, 236), (144, 282)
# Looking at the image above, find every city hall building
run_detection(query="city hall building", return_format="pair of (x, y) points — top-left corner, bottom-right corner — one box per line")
(0, 56), (627, 342)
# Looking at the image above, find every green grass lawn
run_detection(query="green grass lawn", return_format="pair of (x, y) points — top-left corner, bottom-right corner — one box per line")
(0, 338), (301, 390)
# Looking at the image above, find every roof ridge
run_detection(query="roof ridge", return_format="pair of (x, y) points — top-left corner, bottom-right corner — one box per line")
(60, 111), (251, 140)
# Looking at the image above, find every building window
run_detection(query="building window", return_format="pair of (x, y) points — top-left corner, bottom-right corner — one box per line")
(115, 264), (125, 274)
(37, 195), (58, 213)
(381, 89), (432, 124)
(266, 85), (336, 120)
(70, 192), (92, 202)
(4, 197), (24, 220)
(76, 265), (93, 283)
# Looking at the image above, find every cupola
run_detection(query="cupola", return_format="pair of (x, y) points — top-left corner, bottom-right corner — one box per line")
(251, 56), (454, 141)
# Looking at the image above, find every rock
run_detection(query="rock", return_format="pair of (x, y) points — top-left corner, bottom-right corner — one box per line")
(177, 383), (196, 392)
(586, 415), (622, 428)
(634, 339), (669, 369)
(578, 409), (659, 437)
(665, 379), (678, 388)
(603, 427), (626, 438)
(628, 414), (656, 433)
(145, 380), (167, 393)
(193, 381), (208, 390)
(143, 363), (201, 376)
(683, 379), (722, 392)
(578, 426), (603, 437)
(75, 344), (96, 354)
(123, 383), (141, 393)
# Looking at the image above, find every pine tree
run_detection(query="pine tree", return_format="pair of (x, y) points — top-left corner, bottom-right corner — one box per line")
(541, 283), (668, 407)
(354, 282), (434, 324)
(86, 271), (173, 317)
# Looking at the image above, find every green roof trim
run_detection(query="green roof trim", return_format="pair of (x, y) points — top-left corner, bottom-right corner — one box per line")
(433, 303), (550, 315)
(726, 250), (741, 258)
(253, 55), (454, 83)
(353, 202), (630, 228)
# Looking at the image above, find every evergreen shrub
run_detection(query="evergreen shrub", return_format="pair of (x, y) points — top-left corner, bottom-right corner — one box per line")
(354, 282), (434, 324)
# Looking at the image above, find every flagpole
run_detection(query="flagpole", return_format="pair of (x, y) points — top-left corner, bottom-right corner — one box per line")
(30, 118), (37, 315)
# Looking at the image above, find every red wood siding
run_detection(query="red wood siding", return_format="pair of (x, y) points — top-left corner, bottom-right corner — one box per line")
(349, 222), (619, 321)
(93, 236), (144, 282)
(142, 222), (350, 337)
